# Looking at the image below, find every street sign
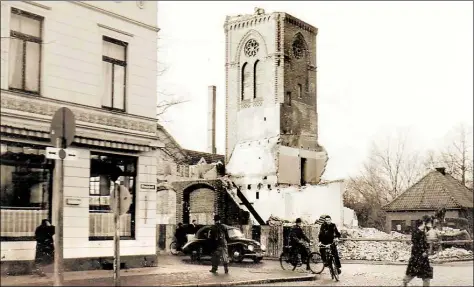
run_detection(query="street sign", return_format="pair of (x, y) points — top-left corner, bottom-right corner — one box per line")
(110, 184), (132, 216)
(46, 147), (78, 160)
(50, 107), (76, 148)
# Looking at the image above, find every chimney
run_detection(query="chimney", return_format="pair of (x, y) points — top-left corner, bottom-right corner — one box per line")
(435, 167), (446, 175)
(207, 85), (216, 154)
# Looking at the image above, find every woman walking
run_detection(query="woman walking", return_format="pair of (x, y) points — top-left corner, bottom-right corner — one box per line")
(402, 216), (433, 287)
(34, 219), (55, 276)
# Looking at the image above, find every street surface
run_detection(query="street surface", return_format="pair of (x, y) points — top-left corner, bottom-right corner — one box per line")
(0, 255), (313, 286)
(244, 261), (474, 286)
(1, 256), (472, 286)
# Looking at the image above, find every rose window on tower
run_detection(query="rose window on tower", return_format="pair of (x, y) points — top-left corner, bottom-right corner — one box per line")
(292, 37), (306, 59)
(244, 39), (259, 57)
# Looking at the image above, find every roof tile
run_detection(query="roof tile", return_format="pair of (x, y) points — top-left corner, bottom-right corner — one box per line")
(382, 169), (473, 211)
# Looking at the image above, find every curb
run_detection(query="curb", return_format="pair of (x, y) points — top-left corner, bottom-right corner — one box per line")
(263, 257), (473, 266)
(168, 274), (316, 287)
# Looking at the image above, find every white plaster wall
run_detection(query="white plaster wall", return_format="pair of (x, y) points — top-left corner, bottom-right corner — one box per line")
(226, 16), (278, 161)
(1, 147), (158, 261)
(0, 1), (158, 118)
(247, 181), (346, 227)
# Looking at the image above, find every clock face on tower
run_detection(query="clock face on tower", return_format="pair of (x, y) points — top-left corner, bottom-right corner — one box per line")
(244, 39), (259, 57)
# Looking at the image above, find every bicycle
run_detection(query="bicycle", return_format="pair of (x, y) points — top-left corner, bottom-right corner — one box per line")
(170, 240), (180, 255)
(319, 242), (340, 281)
(279, 241), (324, 274)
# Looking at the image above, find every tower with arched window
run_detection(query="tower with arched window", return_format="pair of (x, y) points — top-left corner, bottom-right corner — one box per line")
(224, 8), (328, 190)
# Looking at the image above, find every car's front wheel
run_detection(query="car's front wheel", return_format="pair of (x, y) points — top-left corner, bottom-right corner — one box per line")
(230, 246), (244, 263)
(253, 257), (262, 264)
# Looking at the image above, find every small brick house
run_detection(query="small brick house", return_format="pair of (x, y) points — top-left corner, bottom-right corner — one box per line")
(382, 168), (474, 233)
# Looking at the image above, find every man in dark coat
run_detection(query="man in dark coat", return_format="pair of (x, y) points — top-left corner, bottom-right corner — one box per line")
(289, 218), (311, 270)
(209, 215), (230, 274)
(34, 219), (55, 277)
(403, 216), (433, 287)
(174, 223), (187, 251)
(188, 219), (198, 235)
(318, 215), (342, 274)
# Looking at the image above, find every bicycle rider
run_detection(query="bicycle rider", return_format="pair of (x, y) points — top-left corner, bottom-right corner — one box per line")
(289, 218), (311, 271)
(318, 215), (342, 274)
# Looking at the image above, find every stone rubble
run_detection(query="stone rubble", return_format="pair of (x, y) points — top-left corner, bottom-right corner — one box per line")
(339, 227), (473, 262)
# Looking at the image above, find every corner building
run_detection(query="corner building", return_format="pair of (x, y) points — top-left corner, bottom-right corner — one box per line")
(0, 1), (160, 274)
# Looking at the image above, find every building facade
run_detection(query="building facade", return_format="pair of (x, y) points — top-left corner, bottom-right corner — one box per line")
(0, 1), (160, 274)
(224, 8), (328, 189)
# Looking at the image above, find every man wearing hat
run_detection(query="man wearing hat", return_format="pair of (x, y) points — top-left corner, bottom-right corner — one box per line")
(289, 218), (311, 270)
(209, 214), (230, 274)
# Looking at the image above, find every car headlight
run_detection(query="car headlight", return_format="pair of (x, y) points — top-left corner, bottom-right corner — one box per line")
(261, 244), (266, 251)
(248, 245), (254, 251)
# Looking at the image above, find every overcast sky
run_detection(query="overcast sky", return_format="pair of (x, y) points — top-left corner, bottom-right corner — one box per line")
(156, 1), (473, 180)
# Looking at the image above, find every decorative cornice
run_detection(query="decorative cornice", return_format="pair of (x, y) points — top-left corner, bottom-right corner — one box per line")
(23, 1), (51, 10)
(0, 91), (156, 134)
(0, 126), (151, 151)
(98, 23), (134, 37)
(71, 1), (160, 33)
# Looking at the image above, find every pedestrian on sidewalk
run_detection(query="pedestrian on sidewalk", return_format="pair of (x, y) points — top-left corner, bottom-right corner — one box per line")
(402, 216), (433, 287)
(209, 215), (230, 275)
(34, 219), (55, 277)
(175, 223), (187, 251)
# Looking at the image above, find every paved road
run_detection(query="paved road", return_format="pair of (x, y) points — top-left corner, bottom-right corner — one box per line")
(243, 261), (474, 286)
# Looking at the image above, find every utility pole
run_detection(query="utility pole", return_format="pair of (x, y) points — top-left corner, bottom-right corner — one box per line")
(49, 107), (76, 287)
(114, 182), (121, 287)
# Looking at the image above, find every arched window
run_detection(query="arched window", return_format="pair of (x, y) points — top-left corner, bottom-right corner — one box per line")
(241, 62), (251, 100)
(253, 60), (261, 99)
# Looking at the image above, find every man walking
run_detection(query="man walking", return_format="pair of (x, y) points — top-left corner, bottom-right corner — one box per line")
(209, 215), (230, 274)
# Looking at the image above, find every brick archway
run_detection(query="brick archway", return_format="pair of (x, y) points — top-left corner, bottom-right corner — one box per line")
(182, 183), (216, 225)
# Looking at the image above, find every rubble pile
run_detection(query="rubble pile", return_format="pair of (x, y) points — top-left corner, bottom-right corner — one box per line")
(266, 215), (293, 226)
(429, 247), (473, 262)
(339, 227), (473, 262)
(338, 227), (411, 261)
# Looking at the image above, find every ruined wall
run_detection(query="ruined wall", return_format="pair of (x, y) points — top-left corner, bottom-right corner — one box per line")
(280, 15), (318, 151)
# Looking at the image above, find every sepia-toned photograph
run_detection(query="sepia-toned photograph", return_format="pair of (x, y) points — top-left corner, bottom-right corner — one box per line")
(0, 1), (472, 286)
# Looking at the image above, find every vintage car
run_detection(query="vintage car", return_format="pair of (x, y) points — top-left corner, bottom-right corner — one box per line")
(182, 225), (266, 263)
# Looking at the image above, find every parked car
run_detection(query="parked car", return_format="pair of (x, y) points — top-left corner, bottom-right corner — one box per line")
(182, 225), (266, 263)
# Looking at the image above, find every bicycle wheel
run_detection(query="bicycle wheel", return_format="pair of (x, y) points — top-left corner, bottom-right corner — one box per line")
(308, 252), (325, 274)
(279, 252), (297, 271)
(170, 241), (179, 255)
(331, 257), (339, 281)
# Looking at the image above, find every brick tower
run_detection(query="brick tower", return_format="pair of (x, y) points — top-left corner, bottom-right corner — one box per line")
(224, 8), (328, 189)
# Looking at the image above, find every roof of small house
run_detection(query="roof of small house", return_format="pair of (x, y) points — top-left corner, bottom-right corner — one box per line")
(382, 169), (474, 212)
(156, 124), (224, 166)
(182, 149), (225, 166)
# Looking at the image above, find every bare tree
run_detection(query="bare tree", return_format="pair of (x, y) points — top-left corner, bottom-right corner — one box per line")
(365, 130), (425, 201)
(344, 129), (426, 230)
(424, 124), (474, 189)
(155, 39), (189, 121)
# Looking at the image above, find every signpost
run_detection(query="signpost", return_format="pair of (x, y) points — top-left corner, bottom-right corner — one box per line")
(110, 184), (132, 287)
(49, 107), (76, 287)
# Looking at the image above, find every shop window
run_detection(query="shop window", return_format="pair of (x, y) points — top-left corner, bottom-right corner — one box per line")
(0, 143), (53, 240)
(89, 152), (136, 240)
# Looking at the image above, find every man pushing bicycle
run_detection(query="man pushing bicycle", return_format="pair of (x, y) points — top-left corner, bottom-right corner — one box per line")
(318, 215), (342, 274)
(289, 218), (311, 271)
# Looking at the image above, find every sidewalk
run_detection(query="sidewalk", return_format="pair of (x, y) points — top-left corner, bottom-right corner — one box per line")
(1, 259), (315, 287)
